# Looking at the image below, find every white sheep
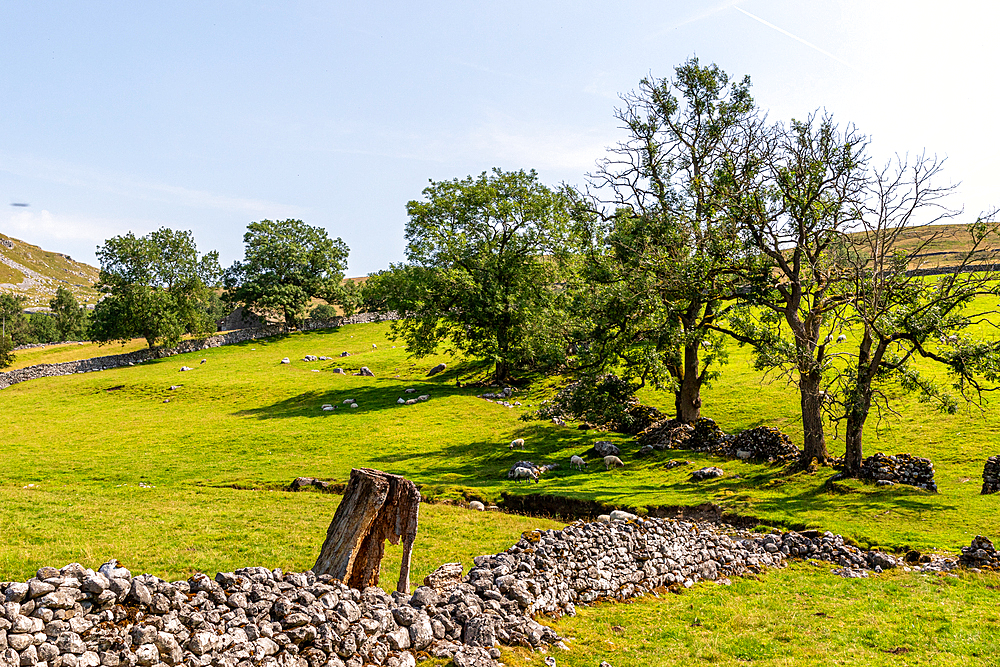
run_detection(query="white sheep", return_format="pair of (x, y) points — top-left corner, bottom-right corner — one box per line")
(509, 438), (526, 450)
(570, 455), (588, 470)
(836, 334), (847, 343)
(510, 467), (539, 483)
(604, 455), (624, 470)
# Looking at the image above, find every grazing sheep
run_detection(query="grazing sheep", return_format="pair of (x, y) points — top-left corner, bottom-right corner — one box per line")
(836, 334), (847, 343)
(509, 438), (526, 450)
(372, 343), (377, 349)
(604, 455), (624, 470)
(510, 466), (539, 483)
(570, 455), (587, 470)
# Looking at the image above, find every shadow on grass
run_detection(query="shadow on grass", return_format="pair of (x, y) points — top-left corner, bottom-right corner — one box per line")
(234, 382), (483, 419)
(370, 422), (627, 488)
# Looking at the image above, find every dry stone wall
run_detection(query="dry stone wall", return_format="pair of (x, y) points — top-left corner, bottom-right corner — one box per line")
(0, 313), (398, 391)
(0, 517), (901, 667)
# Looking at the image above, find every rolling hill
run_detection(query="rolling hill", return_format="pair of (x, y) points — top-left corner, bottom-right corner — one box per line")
(0, 231), (100, 307)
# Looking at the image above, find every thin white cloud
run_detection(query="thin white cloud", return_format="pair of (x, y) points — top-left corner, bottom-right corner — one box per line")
(734, 6), (858, 71)
(464, 116), (612, 174)
(644, 0), (745, 40)
(0, 152), (303, 218)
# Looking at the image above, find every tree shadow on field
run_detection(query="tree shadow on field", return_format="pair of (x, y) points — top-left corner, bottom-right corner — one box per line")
(234, 382), (480, 419)
(732, 473), (958, 530)
(370, 421), (625, 487)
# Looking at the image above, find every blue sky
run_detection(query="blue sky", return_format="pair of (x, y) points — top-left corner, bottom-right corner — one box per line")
(2, 1), (997, 275)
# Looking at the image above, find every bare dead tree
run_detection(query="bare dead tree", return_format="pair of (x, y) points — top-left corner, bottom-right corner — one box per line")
(830, 153), (1000, 474)
(721, 112), (867, 463)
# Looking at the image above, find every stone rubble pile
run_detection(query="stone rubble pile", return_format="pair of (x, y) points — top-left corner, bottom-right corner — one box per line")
(477, 388), (521, 409)
(959, 535), (1000, 570)
(637, 419), (799, 463)
(728, 427), (800, 463)
(636, 419), (692, 451)
(690, 467), (724, 481)
(0, 517), (906, 667)
(982, 456), (1000, 495)
(859, 453), (937, 492)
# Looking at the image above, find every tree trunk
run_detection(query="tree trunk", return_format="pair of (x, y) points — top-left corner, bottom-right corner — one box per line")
(844, 336), (876, 476)
(312, 467), (421, 594)
(844, 408), (867, 475)
(799, 368), (828, 462)
(675, 341), (702, 422)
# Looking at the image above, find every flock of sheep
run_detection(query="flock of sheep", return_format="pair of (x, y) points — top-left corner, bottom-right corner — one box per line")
(507, 438), (623, 483)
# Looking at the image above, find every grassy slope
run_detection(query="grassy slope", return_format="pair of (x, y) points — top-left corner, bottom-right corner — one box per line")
(7, 339), (153, 370)
(5, 321), (1000, 664)
(3, 319), (999, 552)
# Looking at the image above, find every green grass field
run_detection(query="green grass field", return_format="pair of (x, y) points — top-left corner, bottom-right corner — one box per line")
(4, 320), (1000, 664)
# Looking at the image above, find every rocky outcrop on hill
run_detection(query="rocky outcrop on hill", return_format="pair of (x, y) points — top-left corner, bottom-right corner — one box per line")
(859, 453), (937, 492)
(0, 517), (903, 667)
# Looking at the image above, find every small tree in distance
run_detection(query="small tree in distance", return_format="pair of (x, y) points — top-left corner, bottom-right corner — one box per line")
(224, 219), (351, 328)
(50, 286), (87, 341)
(90, 228), (221, 349)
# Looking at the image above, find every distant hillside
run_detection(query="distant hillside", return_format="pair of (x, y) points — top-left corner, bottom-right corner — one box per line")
(848, 223), (1000, 274)
(0, 232), (100, 308)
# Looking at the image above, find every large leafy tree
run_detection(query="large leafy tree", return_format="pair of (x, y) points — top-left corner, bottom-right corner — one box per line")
(366, 168), (572, 382)
(574, 58), (758, 421)
(90, 228), (221, 349)
(224, 219), (351, 327)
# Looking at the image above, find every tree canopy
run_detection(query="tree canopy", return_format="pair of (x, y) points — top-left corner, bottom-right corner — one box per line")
(366, 168), (572, 382)
(90, 227), (221, 349)
(0, 293), (23, 369)
(224, 219), (351, 327)
(50, 286), (87, 341)
(573, 58), (757, 421)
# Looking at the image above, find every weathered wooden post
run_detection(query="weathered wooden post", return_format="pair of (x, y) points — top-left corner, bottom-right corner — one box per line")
(312, 467), (421, 593)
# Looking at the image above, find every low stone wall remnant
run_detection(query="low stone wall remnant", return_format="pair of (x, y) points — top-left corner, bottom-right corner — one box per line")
(960, 535), (1000, 569)
(0, 516), (901, 667)
(859, 453), (937, 492)
(637, 418), (801, 463)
